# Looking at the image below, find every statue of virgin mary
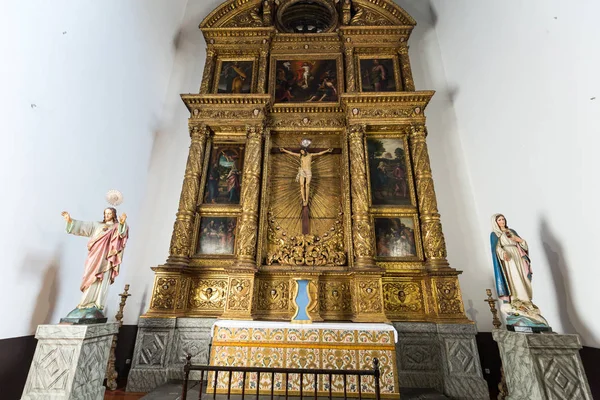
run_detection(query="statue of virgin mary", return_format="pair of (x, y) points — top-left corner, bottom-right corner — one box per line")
(490, 213), (549, 329)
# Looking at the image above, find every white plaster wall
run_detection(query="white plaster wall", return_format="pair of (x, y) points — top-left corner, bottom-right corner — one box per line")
(428, 0), (600, 347)
(0, 0), (188, 339)
(119, 0), (225, 326)
(397, 1), (495, 333)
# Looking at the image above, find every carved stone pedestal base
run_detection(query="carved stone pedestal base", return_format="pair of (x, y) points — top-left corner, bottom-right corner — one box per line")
(393, 322), (489, 400)
(493, 329), (593, 400)
(126, 317), (215, 393)
(21, 323), (118, 400)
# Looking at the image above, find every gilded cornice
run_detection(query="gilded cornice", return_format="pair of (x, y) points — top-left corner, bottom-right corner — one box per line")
(352, 0), (416, 26)
(340, 26), (413, 46)
(342, 91), (434, 123)
(200, 0), (263, 29)
(182, 94), (271, 128)
(202, 27), (275, 44)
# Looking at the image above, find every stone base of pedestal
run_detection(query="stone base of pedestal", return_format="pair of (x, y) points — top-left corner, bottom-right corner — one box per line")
(126, 317), (215, 393)
(21, 323), (118, 400)
(393, 322), (489, 400)
(493, 329), (593, 400)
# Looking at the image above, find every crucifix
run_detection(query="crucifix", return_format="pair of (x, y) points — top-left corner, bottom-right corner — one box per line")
(277, 139), (337, 235)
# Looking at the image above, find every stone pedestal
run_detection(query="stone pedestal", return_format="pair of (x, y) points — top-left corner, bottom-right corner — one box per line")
(127, 317), (215, 392)
(393, 322), (489, 400)
(21, 323), (118, 400)
(493, 329), (593, 400)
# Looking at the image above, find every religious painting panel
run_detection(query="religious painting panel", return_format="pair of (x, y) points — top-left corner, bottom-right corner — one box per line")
(203, 144), (245, 205)
(374, 215), (422, 261)
(196, 217), (238, 256)
(271, 56), (342, 103)
(214, 59), (255, 94)
(366, 136), (414, 206)
(358, 57), (399, 92)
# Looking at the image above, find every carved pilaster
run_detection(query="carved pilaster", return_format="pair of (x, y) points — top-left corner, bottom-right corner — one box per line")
(409, 124), (449, 268)
(257, 48), (269, 94)
(167, 124), (210, 265)
(342, 0), (352, 25)
(234, 125), (266, 269)
(199, 48), (217, 94)
(398, 43), (415, 91)
(348, 124), (376, 268)
(221, 274), (255, 319)
(344, 46), (356, 92)
(262, 1), (272, 26)
(352, 274), (388, 323)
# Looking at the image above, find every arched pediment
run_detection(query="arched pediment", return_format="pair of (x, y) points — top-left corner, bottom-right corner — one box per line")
(199, 0), (416, 30)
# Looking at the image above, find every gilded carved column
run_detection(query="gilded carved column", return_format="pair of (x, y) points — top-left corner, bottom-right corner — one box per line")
(344, 46), (356, 92)
(398, 43), (415, 91)
(199, 48), (217, 94)
(348, 124), (376, 268)
(409, 124), (449, 268)
(222, 124), (265, 320)
(234, 124), (266, 269)
(167, 124), (210, 266)
(257, 48), (269, 94)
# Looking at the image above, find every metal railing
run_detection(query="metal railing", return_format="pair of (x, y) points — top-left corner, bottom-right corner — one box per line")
(182, 354), (381, 400)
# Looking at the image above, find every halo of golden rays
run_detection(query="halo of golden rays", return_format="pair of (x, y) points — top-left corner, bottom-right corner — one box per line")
(270, 152), (342, 237)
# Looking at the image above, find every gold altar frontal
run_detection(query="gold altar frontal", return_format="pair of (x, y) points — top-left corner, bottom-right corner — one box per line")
(208, 321), (399, 398)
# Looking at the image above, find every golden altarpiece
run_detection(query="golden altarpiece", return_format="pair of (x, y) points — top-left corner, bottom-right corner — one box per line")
(128, 1), (489, 398)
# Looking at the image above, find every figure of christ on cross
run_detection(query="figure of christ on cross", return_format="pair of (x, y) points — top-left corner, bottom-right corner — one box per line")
(279, 145), (333, 207)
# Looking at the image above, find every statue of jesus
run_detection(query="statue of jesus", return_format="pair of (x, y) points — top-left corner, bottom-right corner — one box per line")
(61, 207), (129, 313)
(280, 142), (333, 207)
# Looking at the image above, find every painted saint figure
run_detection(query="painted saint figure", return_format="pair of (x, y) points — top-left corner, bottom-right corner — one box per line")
(490, 214), (549, 329)
(280, 142), (333, 207)
(61, 208), (129, 312)
(222, 61), (248, 93)
(222, 151), (241, 203)
(370, 59), (388, 91)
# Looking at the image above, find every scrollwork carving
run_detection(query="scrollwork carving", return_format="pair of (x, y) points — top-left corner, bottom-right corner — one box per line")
(356, 279), (383, 313)
(267, 212), (347, 266)
(150, 277), (178, 310)
(227, 278), (253, 311)
(256, 279), (290, 311)
(350, 6), (395, 26)
(222, 7), (264, 28)
(319, 281), (352, 313)
(189, 278), (228, 310)
(383, 282), (423, 313)
(435, 279), (464, 315)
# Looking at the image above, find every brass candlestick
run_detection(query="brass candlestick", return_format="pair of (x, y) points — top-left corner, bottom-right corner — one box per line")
(485, 288), (502, 329)
(106, 284), (131, 391)
(485, 289), (508, 399)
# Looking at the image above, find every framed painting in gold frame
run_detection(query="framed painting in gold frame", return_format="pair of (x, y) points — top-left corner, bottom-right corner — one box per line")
(213, 58), (257, 94)
(357, 55), (401, 92)
(270, 54), (344, 104)
(365, 134), (415, 207)
(194, 216), (238, 257)
(373, 214), (422, 261)
(202, 143), (245, 205)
